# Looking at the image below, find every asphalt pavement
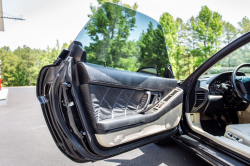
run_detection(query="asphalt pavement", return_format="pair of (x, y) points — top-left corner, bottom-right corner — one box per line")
(0, 87), (210, 166)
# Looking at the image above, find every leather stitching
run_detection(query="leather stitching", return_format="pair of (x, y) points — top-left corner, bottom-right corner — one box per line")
(111, 89), (124, 119)
(124, 91), (136, 116)
(136, 92), (146, 111)
(98, 87), (110, 122)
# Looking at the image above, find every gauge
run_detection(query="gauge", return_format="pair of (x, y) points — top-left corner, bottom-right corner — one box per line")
(209, 83), (216, 95)
(213, 80), (221, 89)
(209, 80), (221, 95)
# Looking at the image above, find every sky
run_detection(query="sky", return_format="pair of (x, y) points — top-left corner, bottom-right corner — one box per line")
(0, 0), (250, 51)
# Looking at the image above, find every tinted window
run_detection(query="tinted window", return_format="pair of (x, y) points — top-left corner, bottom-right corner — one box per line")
(75, 2), (169, 76)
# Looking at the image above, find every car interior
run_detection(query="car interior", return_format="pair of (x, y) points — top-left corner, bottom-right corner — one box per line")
(185, 43), (250, 159)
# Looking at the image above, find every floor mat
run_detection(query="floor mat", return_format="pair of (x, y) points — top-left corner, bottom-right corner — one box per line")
(200, 120), (225, 136)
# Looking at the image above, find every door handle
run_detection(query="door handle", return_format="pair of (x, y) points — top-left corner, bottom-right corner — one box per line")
(136, 91), (151, 114)
(150, 92), (162, 105)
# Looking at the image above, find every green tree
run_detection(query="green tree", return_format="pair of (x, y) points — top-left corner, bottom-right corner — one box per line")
(14, 46), (41, 86)
(159, 12), (178, 56)
(191, 6), (223, 58)
(84, 2), (137, 68)
(138, 22), (169, 75)
(0, 47), (18, 86)
(88, 0), (138, 18)
(238, 16), (250, 34)
(187, 6), (224, 74)
(0, 40), (70, 87)
(223, 21), (238, 44)
(159, 13), (190, 79)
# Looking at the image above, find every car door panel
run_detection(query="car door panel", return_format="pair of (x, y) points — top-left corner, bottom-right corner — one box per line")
(80, 84), (183, 132)
(76, 61), (183, 147)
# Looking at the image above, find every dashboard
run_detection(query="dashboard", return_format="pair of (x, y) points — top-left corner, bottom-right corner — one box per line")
(208, 74), (233, 95)
(190, 71), (248, 113)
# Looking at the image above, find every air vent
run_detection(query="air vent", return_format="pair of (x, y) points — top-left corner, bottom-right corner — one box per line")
(194, 91), (205, 107)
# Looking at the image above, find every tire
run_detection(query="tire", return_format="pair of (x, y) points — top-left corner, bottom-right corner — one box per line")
(154, 137), (173, 146)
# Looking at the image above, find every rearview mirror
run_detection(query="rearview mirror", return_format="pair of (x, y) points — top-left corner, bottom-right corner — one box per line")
(137, 67), (160, 76)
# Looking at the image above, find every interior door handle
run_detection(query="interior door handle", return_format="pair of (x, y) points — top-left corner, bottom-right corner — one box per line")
(136, 91), (151, 114)
(151, 92), (162, 105)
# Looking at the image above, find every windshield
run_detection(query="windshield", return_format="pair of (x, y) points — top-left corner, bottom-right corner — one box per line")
(201, 41), (250, 78)
(75, 2), (169, 76)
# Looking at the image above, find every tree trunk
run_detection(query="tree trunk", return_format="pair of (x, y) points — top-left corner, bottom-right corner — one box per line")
(29, 70), (31, 86)
(28, 63), (31, 86)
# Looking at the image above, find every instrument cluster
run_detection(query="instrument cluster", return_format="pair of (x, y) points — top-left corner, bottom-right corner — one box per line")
(209, 80), (232, 95)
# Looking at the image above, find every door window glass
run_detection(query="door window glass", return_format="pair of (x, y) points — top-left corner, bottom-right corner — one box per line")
(75, 2), (169, 76)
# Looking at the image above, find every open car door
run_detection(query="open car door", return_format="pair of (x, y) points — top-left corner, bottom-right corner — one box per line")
(36, 2), (183, 163)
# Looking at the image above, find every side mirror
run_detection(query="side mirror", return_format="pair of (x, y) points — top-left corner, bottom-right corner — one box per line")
(137, 67), (160, 76)
(164, 64), (175, 78)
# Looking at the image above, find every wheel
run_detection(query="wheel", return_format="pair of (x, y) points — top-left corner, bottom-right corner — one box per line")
(232, 63), (250, 103)
(154, 137), (173, 146)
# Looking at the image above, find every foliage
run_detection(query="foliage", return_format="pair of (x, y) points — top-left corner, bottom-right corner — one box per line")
(88, 0), (138, 18)
(84, 2), (137, 68)
(0, 40), (69, 86)
(238, 16), (250, 34)
(223, 21), (238, 44)
(81, 2), (169, 76)
(138, 23), (169, 75)
(1, 2), (250, 86)
(158, 6), (249, 80)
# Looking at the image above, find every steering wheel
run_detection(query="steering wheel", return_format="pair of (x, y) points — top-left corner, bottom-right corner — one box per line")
(232, 63), (250, 103)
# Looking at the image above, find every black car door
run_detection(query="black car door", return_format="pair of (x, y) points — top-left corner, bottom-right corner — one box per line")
(36, 2), (183, 163)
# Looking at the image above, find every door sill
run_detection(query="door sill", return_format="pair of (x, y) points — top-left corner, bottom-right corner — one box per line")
(173, 135), (245, 166)
(186, 113), (250, 160)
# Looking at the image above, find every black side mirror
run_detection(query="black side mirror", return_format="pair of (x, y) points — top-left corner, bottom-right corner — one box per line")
(137, 67), (160, 76)
(164, 64), (175, 78)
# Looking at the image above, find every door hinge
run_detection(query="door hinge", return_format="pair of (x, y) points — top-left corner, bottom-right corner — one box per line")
(61, 82), (74, 107)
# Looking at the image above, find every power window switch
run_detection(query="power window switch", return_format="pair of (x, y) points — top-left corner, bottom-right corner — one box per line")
(227, 132), (232, 137)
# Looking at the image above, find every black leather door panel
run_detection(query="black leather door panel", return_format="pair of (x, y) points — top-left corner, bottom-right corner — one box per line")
(77, 62), (180, 133)
(80, 84), (146, 130)
(96, 90), (183, 131)
(77, 62), (177, 96)
(79, 84), (183, 132)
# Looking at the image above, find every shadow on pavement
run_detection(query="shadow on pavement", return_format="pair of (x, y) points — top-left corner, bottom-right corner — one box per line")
(105, 141), (210, 166)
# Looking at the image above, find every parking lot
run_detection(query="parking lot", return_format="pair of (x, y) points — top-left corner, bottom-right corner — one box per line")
(0, 87), (209, 166)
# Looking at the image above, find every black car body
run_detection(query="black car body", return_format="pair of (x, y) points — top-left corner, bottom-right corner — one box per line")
(36, 2), (250, 165)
